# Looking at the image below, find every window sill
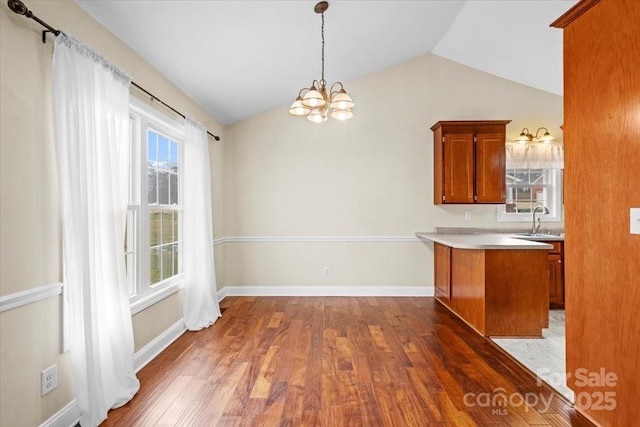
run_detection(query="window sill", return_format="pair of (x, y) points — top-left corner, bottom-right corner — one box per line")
(130, 279), (184, 316)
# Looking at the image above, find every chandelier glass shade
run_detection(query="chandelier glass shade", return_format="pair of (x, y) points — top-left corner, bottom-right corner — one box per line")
(288, 1), (354, 122)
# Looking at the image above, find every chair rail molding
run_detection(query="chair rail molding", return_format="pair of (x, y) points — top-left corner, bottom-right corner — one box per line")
(0, 282), (63, 313)
(213, 235), (420, 246)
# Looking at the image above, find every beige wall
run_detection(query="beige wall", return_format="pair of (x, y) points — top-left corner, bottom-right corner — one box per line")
(224, 53), (563, 288)
(0, 2), (224, 425)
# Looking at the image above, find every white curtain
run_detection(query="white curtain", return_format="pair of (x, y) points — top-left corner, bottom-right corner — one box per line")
(182, 118), (221, 330)
(52, 33), (139, 426)
(506, 141), (564, 169)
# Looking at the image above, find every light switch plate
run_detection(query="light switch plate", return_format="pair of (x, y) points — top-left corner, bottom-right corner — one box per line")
(631, 208), (640, 235)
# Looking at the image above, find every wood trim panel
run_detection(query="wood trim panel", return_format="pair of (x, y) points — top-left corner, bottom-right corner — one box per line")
(433, 126), (444, 204)
(484, 250), (548, 336)
(550, 0), (601, 28)
(548, 254), (564, 307)
(430, 120), (511, 131)
(560, 0), (640, 424)
(546, 241), (563, 254)
(433, 243), (451, 299)
(446, 248), (486, 334)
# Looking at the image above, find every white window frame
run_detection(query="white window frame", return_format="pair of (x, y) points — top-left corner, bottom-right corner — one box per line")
(496, 168), (564, 223)
(128, 97), (185, 315)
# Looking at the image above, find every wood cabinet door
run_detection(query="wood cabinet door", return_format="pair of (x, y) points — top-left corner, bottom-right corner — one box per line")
(475, 133), (506, 203)
(434, 243), (451, 299)
(548, 253), (564, 307)
(443, 133), (474, 203)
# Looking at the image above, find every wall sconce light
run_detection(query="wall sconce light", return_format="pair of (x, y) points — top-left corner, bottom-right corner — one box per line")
(515, 127), (555, 144)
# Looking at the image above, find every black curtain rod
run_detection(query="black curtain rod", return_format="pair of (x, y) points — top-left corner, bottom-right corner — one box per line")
(7, 0), (221, 142)
(131, 82), (220, 141)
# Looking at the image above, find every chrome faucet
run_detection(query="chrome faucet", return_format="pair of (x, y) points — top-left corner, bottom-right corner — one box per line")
(532, 205), (550, 234)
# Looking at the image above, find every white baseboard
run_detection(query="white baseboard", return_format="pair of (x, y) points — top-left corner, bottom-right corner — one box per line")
(219, 285), (434, 297)
(42, 318), (187, 427)
(216, 286), (228, 301)
(133, 319), (186, 373)
(39, 399), (81, 427)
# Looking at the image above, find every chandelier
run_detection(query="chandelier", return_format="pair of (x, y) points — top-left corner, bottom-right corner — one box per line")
(288, 1), (355, 123)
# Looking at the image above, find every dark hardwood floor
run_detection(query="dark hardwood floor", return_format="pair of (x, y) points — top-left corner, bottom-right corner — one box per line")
(102, 297), (593, 426)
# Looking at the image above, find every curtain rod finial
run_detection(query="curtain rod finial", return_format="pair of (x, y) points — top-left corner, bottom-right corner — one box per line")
(8, 0), (28, 16)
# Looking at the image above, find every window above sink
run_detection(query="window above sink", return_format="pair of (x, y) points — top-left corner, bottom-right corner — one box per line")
(497, 168), (563, 222)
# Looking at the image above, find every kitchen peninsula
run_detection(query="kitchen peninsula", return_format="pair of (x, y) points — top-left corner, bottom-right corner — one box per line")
(417, 233), (552, 337)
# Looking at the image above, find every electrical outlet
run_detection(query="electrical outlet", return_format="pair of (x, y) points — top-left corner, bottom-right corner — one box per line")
(464, 210), (472, 220)
(41, 364), (57, 396)
(323, 266), (331, 277)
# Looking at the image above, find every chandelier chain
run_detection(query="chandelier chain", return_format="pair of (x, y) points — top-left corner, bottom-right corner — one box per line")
(321, 11), (325, 84)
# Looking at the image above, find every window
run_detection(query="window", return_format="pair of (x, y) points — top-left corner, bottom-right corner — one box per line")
(497, 168), (563, 222)
(126, 98), (185, 313)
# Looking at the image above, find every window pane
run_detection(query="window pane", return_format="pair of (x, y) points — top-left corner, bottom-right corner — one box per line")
(161, 211), (174, 245)
(161, 246), (173, 280)
(158, 135), (170, 170)
(514, 186), (532, 213)
(514, 170), (529, 184)
(150, 247), (160, 285)
(158, 172), (170, 205)
(173, 243), (180, 275)
(147, 168), (157, 204)
(506, 171), (519, 185)
(173, 212), (179, 243)
(147, 130), (157, 165)
(150, 210), (161, 246)
(533, 188), (547, 203)
(170, 141), (179, 173)
(170, 174), (178, 205)
(126, 252), (136, 296)
(530, 169), (544, 184)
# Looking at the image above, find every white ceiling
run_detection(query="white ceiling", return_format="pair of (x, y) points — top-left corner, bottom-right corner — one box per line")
(75, 0), (577, 125)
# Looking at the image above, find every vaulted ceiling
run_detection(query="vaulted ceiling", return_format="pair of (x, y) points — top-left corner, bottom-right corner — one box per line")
(75, 0), (577, 125)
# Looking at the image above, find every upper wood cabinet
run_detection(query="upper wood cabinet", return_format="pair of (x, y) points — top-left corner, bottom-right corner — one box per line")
(431, 120), (510, 204)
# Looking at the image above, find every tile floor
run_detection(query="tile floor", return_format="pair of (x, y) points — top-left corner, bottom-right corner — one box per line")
(492, 310), (574, 401)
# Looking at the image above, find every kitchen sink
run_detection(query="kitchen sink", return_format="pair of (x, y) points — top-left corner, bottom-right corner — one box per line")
(514, 232), (563, 239)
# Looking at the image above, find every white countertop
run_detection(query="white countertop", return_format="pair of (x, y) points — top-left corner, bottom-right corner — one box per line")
(415, 232), (553, 250)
